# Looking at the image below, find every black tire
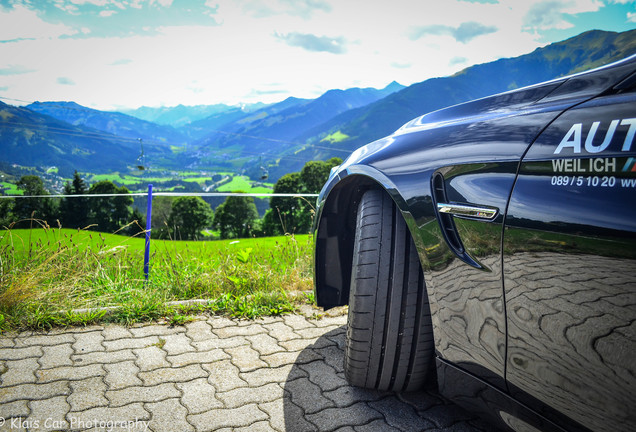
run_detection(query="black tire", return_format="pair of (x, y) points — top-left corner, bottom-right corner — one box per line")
(344, 189), (435, 392)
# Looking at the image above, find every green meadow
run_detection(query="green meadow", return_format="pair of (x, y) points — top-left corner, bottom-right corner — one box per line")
(215, 175), (273, 193)
(0, 227), (314, 331)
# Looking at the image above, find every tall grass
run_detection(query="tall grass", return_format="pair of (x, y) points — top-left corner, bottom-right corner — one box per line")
(0, 221), (314, 331)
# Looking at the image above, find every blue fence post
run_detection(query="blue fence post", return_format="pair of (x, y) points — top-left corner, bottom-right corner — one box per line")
(144, 184), (153, 283)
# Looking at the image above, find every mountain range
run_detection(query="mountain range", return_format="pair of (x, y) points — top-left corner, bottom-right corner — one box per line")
(1, 29), (635, 180)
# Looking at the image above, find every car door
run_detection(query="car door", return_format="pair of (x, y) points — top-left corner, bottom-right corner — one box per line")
(503, 79), (636, 432)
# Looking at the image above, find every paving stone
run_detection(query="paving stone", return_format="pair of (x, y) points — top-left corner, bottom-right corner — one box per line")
(213, 323), (266, 338)
(166, 347), (229, 367)
(0, 314), (487, 432)
(300, 360), (348, 392)
(397, 391), (446, 413)
(138, 363), (206, 386)
(241, 364), (304, 387)
(323, 386), (386, 408)
(309, 315), (347, 328)
(39, 343), (74, 369)
(284, 376), (335, 415)
(103, 336), (159, 352)
(72, 349), (136, 366)
(192, 335), (249, 352)
(208, 316), (239, 329)
(72, 331), (105, 353)
(70, 325), (104, 334)
(15, 332), (75, 347)
(314, 345), (345, 373)
(106, 383), (179, 407)
(129, 324), (183, 338)
(260, 399), (289, 432)
(68, 376), (109, 412)
(0, 381), (70, 404)
(246, 333), (285, 355)
(226, 344), (267, 372)
(1, 357), (38, 386)
(176, 377), (223, 414)
(233, 420), (278, 432)
(278, 338), (317, 352)
(0, 418), (27, 432)
(27, 395), (70, 432)
(252, 316), (283, 325)
(189, 404), (268, 431)
(261, 350), (322, 368)
(333, 427), (356, 432)
(36, 363), (104, 383)
(133, 345), (170, 371)
(280, 396), (319, 431)
(419, 403), (477, 429)
(216, 382), (283, 408)
(0, 399), (29, 419)
(263, 322), (301, 342)
(104, 361), (142, 390)
(67, 403), (150, 431)
(161, 333), (196, 356)
(368, 397), (435, 431)
(146, 398), (194, 432)
(185, 321), (214, 341)
(282, 314), (316, 330)
(102, 325), (133, 340)
(325, 331), (346, 350)
(0, 345), (42, 360)
(202, 360), (248, 392)
(0, 337), (15, 348)
(355, 419), (401, 432)
(296, 326), (340, 339)
(305, 402), (383, 431)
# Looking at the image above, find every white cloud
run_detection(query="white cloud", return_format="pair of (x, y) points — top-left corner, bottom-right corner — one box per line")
(0, 4), (77, 42)
(628, 12), (636, 22)
(149, 0), (173, 7)
(99, 10), (117, 17)
(520, 0), (603, 31)
(274, 32), (347, 53)
(57, 77), (76, 85)
(0, 0), (626, 110)
(68, 0), (111, 6)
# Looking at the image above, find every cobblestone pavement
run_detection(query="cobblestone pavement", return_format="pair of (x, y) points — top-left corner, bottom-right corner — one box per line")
(0, 307), (490, 432)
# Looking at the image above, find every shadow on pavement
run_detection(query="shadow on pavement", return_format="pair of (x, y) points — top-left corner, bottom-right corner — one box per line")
(283, 325), (490, 432)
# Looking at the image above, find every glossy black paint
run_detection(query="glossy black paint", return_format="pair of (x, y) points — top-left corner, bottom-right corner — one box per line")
(313, 55), (636, 432)
(504, 91), (636, 432)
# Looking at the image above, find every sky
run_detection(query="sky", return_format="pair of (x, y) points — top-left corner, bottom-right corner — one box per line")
(0, 0), (634, 111)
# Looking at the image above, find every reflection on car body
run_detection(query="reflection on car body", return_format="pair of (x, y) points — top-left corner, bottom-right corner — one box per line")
(313, 55), (636, 432)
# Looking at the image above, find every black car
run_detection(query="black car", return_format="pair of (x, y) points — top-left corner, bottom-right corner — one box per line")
(313, 55), (636, 432)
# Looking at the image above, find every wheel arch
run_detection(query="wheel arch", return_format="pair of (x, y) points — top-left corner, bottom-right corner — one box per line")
(313, 167), (421, 310)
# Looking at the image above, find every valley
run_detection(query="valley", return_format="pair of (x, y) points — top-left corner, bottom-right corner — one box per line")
(0, 29), (634, 197)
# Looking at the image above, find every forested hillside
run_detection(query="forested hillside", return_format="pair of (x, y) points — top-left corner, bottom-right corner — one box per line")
(1, 29), (634, 182)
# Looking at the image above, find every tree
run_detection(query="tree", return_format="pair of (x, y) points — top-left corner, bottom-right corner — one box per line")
(122, 206), (146, 237)
(166, 196), (213, 240)
(267, 158), (343, 235)
(12, 175), (56, 225)
(151, 196), (176, 239)
(213, 194), (258, 239)
(300, 158), (342, 194)
(59, 171), (88, 228)
(0, 198), (13, 228)
(268, 172), (305, 235)
(88, 180), (133, 233)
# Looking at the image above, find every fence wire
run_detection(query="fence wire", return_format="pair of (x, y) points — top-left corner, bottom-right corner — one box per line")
(0, 192), (319, 199)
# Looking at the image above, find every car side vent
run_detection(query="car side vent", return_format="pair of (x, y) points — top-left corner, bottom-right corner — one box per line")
(432, 173), (464, 254)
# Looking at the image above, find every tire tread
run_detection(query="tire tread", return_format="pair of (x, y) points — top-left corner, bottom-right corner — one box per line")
(344, 189), (434, 392)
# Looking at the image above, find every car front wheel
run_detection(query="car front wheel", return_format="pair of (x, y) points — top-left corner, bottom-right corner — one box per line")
(344, 189), (435, 392)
